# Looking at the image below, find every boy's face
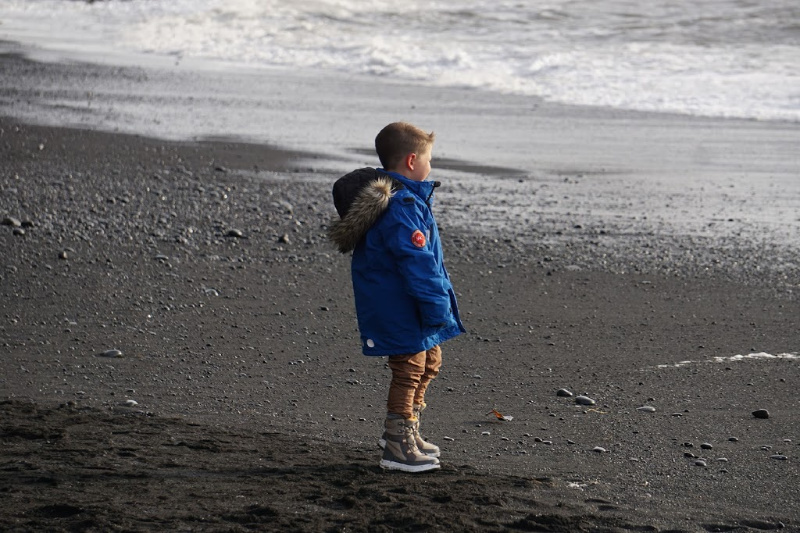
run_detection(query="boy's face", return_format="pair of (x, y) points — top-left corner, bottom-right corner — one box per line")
(406, 145), (432, 182)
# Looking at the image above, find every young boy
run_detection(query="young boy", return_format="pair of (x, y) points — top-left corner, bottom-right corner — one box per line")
(329, 122), (465, 473)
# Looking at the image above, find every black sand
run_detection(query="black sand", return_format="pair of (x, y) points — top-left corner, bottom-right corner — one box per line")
(1, 53), (799, 532)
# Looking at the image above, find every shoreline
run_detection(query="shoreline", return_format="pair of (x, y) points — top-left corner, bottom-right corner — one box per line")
(3, 46), (799, 291)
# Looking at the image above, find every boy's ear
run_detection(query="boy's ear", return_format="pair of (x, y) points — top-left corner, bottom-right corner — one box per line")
(405, 152), (417, 170)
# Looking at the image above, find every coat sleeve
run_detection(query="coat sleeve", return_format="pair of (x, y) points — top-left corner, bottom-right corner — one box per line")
(379, 198), (452, 328)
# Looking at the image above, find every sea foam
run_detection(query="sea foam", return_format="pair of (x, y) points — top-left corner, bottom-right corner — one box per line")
(1, 0), (798, 122)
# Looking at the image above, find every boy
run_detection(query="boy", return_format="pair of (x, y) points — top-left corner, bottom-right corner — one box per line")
(329, 122), (465, 473)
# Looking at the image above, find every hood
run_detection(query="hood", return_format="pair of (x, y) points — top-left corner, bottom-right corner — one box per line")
(328, 175), (398, 254)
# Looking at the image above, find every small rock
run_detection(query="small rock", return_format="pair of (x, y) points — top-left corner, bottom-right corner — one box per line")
(123, 399), (138, 407)
(556, 388), (573, 397)
(226, 229), (245, 238)
(637, 406), (657, 413)
(728, 437), (739, 442)
(278, 234), (290, 244)
(59, 251), (68, 260)
(770, 455), (788, 461)
(592, 446), (606, 453)
(481, 431), (491, 436)
(575, 395), (596, 406)
(443, 436), (455, 442)
(717, 458), (728, 462)
(752, 409), (770, 419)
(695, 460), (707, 467)
(2, 216), (22, 227)
(13, 228), (25, 236)
(99, 349), (123, 358)
(700, 443), (713, 450)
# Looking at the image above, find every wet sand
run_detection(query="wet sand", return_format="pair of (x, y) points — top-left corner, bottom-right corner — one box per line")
(1, 50), (799, 532)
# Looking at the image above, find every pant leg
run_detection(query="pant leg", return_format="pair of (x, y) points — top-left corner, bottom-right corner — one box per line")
(387, 350), (426, 419)
(413, 345), (442, 406)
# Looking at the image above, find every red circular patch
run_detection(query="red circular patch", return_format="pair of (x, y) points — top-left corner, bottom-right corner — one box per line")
(411, 229), (426, 248)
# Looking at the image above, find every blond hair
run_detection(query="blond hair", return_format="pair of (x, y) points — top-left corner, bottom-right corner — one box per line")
(375, 122), (435, 170)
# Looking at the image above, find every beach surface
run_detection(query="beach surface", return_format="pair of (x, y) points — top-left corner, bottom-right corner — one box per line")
(1, 51), (800, 532)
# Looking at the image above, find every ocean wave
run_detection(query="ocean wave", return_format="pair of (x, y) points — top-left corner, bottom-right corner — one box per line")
(1, 0), (798, 121)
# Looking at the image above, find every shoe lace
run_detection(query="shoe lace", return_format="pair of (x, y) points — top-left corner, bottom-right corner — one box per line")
(403, 421), (421, 453)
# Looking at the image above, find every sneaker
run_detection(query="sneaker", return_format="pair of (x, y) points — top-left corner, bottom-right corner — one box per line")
(379, 417), (440, 473)
(378, 405), (440, 458)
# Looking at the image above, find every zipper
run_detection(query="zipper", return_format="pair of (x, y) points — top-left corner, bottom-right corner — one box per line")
(426, 181), (441, 205)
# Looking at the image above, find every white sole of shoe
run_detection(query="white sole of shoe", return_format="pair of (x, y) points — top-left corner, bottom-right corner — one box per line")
(379, 459), (441, 473)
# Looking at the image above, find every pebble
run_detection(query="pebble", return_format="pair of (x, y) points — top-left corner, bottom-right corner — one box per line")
(637, 406), (657, 413)
(700, 443), (713, 450)
(770, 455), (788, 461)
(443, 436), (455, 442)
(556, 388), (573, 397)
(123, 399), (138, 407)
(59, 251), (68, 260)
(481, 431), (491, 436)
(695, 460), (707, 467)
(226, 229), (245, 238)
(99, 349), (123, 358)
(752, 409), (770, 419)
(13, 228), (25, 236)
(278, 234), (290, 244)
(575, 395), (596, 406)
(728, 437), (739, 442)
(592, 446), (606, 453)
(2, 216), (22, 227)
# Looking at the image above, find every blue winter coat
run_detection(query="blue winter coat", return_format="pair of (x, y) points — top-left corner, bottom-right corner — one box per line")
(328, 169), (465, 356)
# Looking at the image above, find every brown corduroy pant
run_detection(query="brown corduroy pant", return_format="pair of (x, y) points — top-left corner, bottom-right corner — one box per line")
(386, 345), (442, 419)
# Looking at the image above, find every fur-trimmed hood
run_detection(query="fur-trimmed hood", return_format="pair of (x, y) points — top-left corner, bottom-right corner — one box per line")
(328, 170), (401, 253)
